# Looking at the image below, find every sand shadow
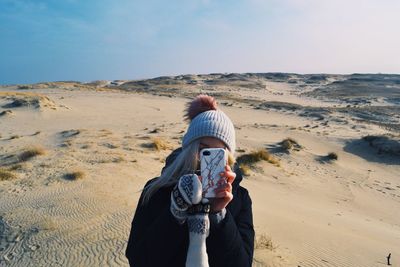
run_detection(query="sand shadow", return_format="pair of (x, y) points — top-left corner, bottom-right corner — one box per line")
(343, 139), (400, 165)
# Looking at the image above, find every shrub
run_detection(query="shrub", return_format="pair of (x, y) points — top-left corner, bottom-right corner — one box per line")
(0, 168), (17, 181)
(18, 146), (46, 162)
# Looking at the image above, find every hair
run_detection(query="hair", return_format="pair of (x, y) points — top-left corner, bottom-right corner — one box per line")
(142, 139), (201, 204)
(141, 139), (236, 205)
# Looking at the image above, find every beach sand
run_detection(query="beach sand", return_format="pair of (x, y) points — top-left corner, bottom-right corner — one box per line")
(0, 74), (399, 266)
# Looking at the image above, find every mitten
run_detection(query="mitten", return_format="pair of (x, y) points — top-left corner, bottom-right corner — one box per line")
(170, 174), (202, 223)
(186, 200), (211, 267)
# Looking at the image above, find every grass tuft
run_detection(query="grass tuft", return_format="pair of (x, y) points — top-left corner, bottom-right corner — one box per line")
(237, 149), (271, 164)
(237, 149), (279, 165)
(18, 146), (46, 162)
(64, 170), (85, 180)
(280, 137), (302, 151)
(0, 168), (17, 181)
(239, 164), (251, 176)
(148, 137), (173, 151)
(8, 163), (25, 171)
(327, 152), (338, 160)
(254, 234), (276, 250)
(237, 148), (280, 176)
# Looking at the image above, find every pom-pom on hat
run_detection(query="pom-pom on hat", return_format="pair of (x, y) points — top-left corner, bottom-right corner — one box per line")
(182, 95), (236, 152)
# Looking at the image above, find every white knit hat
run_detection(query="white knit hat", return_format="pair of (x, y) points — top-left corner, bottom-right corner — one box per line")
(182, 95), (236, 152)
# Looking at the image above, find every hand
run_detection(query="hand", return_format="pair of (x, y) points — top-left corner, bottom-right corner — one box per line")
(170, 174), (202, 223)
(209, 165), (236, 213)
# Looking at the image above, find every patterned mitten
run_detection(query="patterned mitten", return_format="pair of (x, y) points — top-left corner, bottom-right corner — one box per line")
(185, 200), (211, 267)
(170, 174), (202, 223)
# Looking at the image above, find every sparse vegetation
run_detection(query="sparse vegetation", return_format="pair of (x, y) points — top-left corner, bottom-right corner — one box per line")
(112, 156), (125, 163)
(60, 140), (72, 147)
(10, 135), (20, 139)
(8, 163), (25, 170)
(254, 234), (276, 250)
(0, 110), (13, 116)
(17, 85), (32, 89)
(143, 137), (173, 151)
(239, 164), (251, 176)
(0, 91), (56, 109)
(99, 129), (113, 137)
(60, 129), (81, 138)
(0, 168), (17, 181)
(237, 149), (278, 165)
(18, 146), (46, 162)
(362, 135), (400, 156)
(237, 148), (280, 176)
(280, 137), (302, 151)
(327, 152), (338, 160)
(64, 170), (85, 180)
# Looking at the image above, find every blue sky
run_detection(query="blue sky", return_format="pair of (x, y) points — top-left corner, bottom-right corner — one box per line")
(1, 0), (399, 84)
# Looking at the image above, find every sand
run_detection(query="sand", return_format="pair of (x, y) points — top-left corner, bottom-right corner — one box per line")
(0, 74), (399, 266)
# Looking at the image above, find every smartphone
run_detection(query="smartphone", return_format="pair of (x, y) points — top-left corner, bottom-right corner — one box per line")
(200, 148), (227, 198)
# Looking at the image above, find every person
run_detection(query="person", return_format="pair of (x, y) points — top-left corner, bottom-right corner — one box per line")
(126, 95), (254, 267)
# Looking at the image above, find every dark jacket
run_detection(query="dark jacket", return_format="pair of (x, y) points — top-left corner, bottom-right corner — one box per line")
(126, 148), (254, 267)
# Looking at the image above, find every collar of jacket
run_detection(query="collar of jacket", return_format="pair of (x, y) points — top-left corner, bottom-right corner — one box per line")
(162, 147), (243, 194)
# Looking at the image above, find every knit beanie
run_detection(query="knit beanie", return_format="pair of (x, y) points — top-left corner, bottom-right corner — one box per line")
(182, 95), (236, 153)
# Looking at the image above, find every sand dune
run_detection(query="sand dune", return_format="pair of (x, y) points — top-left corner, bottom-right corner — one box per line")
(0, 73), (399, 266)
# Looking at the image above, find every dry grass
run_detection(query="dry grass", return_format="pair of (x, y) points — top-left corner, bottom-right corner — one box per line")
(0, 110), (13, 116)
(60, 140), (72, 147)
(0, 168), (17, 181)
(99, 129), (113, 137)
(112, 156), (125, 163)
(0, 91), (56, 109)
(327, 152), (338, 160)
(280, 137), (302, 151)
(255, 234), (276, 250)
(239, 164), (251, 176)
(144, 137), (173, 151)
(237, 149), (280, 176)
(8, 163), (25, 171)
(18, 146), (46, 162)
(64, 170), (85, 180)
(237, 149), (280, 166)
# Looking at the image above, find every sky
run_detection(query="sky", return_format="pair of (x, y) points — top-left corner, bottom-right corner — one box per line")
(0, 0), (399, 84)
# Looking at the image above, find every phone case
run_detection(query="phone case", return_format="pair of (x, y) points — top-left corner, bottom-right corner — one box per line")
(200, 148), (227, 198)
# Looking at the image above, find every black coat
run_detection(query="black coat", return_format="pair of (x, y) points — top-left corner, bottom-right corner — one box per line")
(126, 148), (254, 267)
